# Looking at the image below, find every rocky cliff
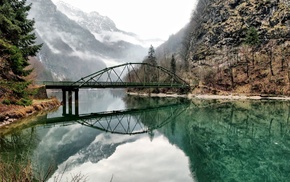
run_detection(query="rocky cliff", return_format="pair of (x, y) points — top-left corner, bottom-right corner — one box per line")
(183, 0), (290, 95)
(189, 0), (289, 59)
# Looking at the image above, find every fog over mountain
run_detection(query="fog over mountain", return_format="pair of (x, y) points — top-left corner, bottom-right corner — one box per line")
(27, 0), (148, 80)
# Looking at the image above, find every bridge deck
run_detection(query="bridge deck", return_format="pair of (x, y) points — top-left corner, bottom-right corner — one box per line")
(43, 81), (190, 89)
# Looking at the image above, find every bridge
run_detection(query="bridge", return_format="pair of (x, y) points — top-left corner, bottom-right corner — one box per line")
(43, 63), (191, 115)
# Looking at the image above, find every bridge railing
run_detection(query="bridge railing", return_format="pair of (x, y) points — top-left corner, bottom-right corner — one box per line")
(43, 81), (189, 88)
(38, 81), (75, 86)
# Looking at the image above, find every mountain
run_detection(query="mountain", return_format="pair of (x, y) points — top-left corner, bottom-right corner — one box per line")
(188, 0), (290, 60)
(158, 0), (290, 96)
(54, 1), (144, 45)
(27, 0), (147, 80)
(54, 1), (165, 47)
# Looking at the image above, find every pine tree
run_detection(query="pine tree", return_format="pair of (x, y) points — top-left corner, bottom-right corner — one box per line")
(142, 45), (158, 82)
(0, 0), (41, 80)
(147, 45), (157, 66)
(245, 27), (260, 46)
(0, 0), (41, 105)
(170, 54), (176, 75)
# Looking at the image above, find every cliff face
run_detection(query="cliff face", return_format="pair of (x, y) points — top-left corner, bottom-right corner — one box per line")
(190, 0), (289, 58)
(185, 0), (290, 95)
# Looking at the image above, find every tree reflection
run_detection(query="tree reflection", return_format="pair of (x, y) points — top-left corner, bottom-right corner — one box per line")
(0, 127), (40, 180)
(0, 127), (38, 161)
(157, 100), (290, 181)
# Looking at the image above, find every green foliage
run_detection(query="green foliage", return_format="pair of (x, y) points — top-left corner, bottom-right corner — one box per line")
(2, 99), (11, 105)
(142, 45), (158, 82)
(170, 54), (176, 74)
(1, 81), (33, 106)
(0, 0), (41, 79)
(0, 0), (41, 104)
(11, 81), (30, 97)
(245, 27), (260, 46)
(147, 45), (157, 66)
(0, 39), (32, 77)
(16, 98), (32, 106)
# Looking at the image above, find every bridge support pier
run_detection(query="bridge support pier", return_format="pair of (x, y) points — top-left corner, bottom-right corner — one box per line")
(62, 89), (66, 115)
(68, 90), (73, 115)
(75, 89), (79, 116)
(62, 89), (79, 116)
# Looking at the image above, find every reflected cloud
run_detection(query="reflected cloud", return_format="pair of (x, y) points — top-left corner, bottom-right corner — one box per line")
(49, 135), (193, 182)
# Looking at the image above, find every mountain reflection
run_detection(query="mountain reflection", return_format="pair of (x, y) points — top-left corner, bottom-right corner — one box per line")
(2, 94), (290, 181)
(158, 99), (290, 182)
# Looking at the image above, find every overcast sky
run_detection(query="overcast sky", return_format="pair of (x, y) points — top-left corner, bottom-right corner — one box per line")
(52, 0), (197, 40)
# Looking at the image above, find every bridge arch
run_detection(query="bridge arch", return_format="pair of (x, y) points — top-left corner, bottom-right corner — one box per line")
(72, 62), (190, 92)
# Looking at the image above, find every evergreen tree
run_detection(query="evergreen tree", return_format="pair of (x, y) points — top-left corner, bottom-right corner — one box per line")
(170, 54), (176, 75)
(245, 27), (260, 46)
(142, 45), (158, 82)
(0, 0), (41, 80)
(147, 45), (157, 66)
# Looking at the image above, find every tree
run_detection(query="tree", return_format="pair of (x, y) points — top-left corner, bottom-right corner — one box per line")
(170, 54), (176, 75)
(245, 27), (260, 46)
(142, 45), (158, 82)
(0, 0), (41, 80)
(147, 45), (157, 66)
(244, 27), (260, 68)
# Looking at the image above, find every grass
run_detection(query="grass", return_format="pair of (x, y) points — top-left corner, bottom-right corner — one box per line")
(0, 159), (34, 182)
(0, 158), (88, 182)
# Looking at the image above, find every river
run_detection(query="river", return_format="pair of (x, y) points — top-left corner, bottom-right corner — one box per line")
(1, 89), (290, 182)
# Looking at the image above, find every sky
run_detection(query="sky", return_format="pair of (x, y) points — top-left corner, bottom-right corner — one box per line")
(52, 0), (198, 40)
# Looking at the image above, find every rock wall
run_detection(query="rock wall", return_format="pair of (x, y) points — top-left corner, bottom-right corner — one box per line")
(189, 0), (290, 59)
(185, 0), (290, 95)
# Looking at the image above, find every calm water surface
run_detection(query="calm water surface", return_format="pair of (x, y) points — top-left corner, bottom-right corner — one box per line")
(1, 89), (290, 182)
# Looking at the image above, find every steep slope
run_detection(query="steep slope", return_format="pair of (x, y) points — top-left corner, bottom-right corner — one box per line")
(167, 0), (290, 95)
(189, 0), (290, 60)
(55, 1), (141, 45)
(27, 0), (107, 80)
(155, 26), (190, 74)
(27, 0), (147, 80)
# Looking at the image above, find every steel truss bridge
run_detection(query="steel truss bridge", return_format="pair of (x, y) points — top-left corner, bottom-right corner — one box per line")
(43, 63), (191, 115)
(44, 62), (190, 90)
(42, 103), (189, 135)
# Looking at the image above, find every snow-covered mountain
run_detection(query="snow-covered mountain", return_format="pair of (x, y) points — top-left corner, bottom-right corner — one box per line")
(54, 1), (164, 46)
(27, 0), (148, 80)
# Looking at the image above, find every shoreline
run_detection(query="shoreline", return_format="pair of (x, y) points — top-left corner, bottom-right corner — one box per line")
(2, 92), (290, 130)
(127, 92), (290, 100)
(0, 98), (61, 128)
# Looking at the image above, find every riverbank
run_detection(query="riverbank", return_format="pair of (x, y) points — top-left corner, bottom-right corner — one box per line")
(127, 92), (290, 100)
(0, 98), (60, 128)
(2, 92), (290, 129)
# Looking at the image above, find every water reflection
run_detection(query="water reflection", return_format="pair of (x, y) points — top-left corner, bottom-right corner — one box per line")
(1, 92), (290, 181)
(33, 91), (192, 182)
(43, 103), (188, 135)
(49, 135), (193, 182)
(158, 99), (290, 182)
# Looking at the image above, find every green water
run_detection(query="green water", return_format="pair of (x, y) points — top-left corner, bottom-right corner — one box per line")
(1, 90), (290, 182)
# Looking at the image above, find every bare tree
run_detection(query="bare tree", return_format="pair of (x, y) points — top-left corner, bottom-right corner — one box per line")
(265, 41), (276, 76)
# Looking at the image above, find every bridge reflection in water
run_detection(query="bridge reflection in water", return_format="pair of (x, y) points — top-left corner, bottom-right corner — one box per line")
(42, 103), (189, 135)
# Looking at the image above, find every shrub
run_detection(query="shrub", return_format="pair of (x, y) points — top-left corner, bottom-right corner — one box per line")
(2, 99), (11, 105)
(16, 98), (32, 106)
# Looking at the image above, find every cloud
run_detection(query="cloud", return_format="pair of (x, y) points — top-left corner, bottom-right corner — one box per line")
(52, 0), (197, 40)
